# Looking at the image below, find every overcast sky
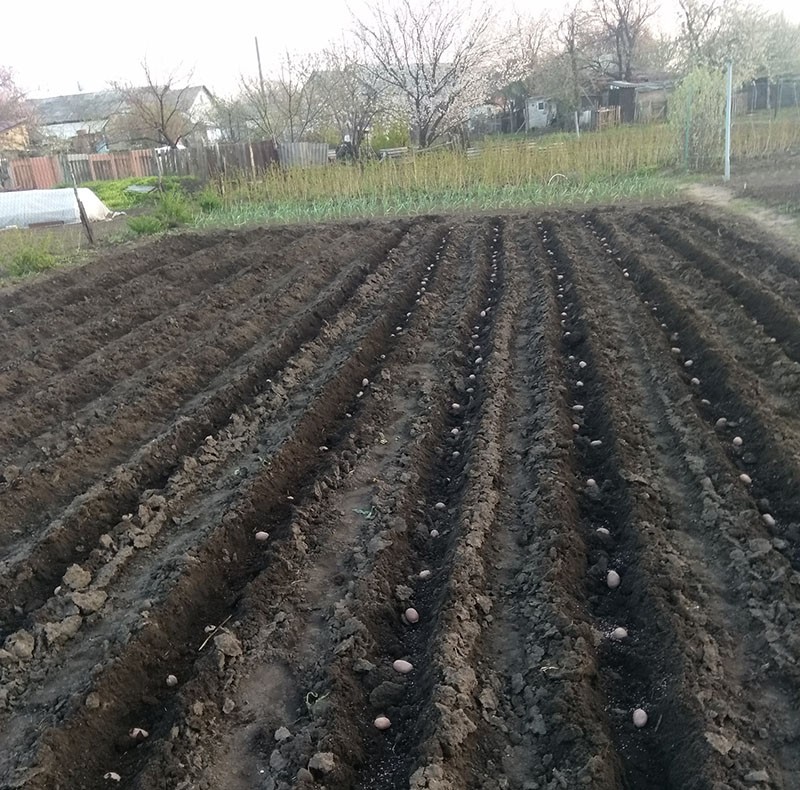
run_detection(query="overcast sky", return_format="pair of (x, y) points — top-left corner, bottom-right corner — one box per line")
(7, 0), (799, 98)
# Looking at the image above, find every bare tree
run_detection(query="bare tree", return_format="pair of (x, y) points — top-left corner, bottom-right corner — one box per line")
(635, 28), (679, 73)
(209, 95), (252, 143)
(677, 0), (724, 68)
(676, 1), (800, 81)
(488, 11), (553, 127)
(111, 62), (200, 148)
(316, 39), (385, 156)
(594, 0), (658, 80)
(501, 11), (552, 88)
(239, 75), (275, 140)
(557, 6), (586, 113)
(758, 14), (800, 81)
(241, 51), (324, 142)
(353, 0), (496, 148)
(0, 67), (30, 130)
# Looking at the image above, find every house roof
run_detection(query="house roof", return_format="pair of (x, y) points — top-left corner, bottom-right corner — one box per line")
(31, 86), (210, 126)
(32, 90), (126, 125)
(0, 119), (26, 135)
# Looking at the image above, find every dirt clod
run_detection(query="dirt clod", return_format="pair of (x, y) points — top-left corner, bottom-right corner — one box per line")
(213, 632), (242, 658)
(308, 752), (336, 774)
(4, 630), (35, 661)
(71, 590), (108, 613)
(43, 614), (82, 645)
(62, 564), (92, 591)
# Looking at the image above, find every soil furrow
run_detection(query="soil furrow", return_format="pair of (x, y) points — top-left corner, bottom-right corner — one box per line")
(0, 224), (406, 550)
(467, 216), (624, 789)
(638, 211), (800, 365)
(358, 220), (504, 790)
(0, 226), (293, 339)
(588, 213), (800, 571)
(0, 222), (437, 670)
(0, 224), (349, 404)
(543, 217), (716, 789)
(580, 210), (800, 788)
(126, 221), (484, 790)
(1, 221), (453, 789)
(243, 220), (502, 790)
(591, 210), (800, 450)
(670, 204), (800, 288)
(0, 227), (412, 628)
(0, 230), (245, 323)
(0, 224), (399, 451)
(1, 208), (799, 790)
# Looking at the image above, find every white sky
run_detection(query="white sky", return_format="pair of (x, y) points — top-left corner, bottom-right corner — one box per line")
(6, 0), (800, 98)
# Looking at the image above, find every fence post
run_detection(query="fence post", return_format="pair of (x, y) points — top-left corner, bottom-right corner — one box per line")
(683, 85), (693, 170)
(68, 166), (94, 246)
(724, 61), (733, 182)
(57, 154), (68, 185)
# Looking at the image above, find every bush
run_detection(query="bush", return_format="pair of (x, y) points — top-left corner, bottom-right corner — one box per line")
(369, 120), (411, 152)
(127, 215), (166, 235)
(197, 186), (222, 213)
(156, 190), (192, 228)
(8, 246), (57, 276)
(670, 68), (727, 170)
(126, 190), (193, 235)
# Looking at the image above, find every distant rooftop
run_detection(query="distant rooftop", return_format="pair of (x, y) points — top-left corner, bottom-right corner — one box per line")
(30, 87), (209, 125)
(608, 80), (675, 91)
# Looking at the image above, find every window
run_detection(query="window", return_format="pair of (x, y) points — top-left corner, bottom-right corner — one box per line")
(538, 101), (545, 110)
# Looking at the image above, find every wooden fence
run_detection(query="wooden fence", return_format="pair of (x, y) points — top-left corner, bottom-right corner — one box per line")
(276, 142), (330, 168)
(3, 140), (280, 190)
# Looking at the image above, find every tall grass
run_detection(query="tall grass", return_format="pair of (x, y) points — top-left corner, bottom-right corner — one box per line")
(193, 117), (800, 226)
(198, 173), (680, 226)
(224, 125), (674, 204)
(0, 228), (73, 279)
(200, 125), (676, 226)
(732, 111), (800, 160)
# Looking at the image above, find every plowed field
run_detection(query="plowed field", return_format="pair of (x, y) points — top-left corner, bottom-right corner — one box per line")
(1, 207), (799, 790)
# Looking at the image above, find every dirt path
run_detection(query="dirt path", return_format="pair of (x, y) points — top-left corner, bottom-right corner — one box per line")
(685, 182), (800, 249)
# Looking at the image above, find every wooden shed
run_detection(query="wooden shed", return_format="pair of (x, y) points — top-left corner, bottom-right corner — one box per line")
(524, 97), (557, 131)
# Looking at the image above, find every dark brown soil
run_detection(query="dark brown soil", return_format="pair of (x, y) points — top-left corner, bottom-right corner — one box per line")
(1, 208), (799, 790)
(732, 155), (800, 215)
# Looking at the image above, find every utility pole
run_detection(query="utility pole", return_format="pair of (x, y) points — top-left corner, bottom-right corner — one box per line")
(255, 37), (266, 101)
(724, 61), (733, 181)
(255, 36), (267, 112)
